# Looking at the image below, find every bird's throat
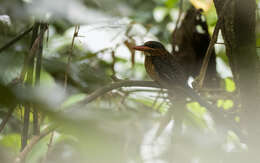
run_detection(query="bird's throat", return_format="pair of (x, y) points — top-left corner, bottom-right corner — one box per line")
(144, 52), (152, 56)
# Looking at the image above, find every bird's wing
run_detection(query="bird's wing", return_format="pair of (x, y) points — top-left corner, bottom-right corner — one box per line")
(151, 55), (188, 87)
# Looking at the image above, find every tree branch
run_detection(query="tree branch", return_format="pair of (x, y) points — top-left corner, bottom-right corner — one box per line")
(64, 25), (80, 89)
(0, 107), (15, 133)
(14, 126), (56, 163)
(79, 80), (160, 105)
(0, 26), (33, 53)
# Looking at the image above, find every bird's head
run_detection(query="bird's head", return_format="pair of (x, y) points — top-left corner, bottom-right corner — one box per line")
(133, 41), (167, 56)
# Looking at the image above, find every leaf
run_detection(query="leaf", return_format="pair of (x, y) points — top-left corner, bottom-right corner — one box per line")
(164, 0), (178, 8)
(0, 134), (21, 153)
(222, 100), (234, 110)
(62, 93), (87, 108)
(217, 99), (234, 110)
(26, 134), (53, 163)
(189, 0), (213, 12)
(225, 78), (236, 92)
(187, 102), (206, 118)
(124, 40), (136, 67)
(153, 7), (169, 22)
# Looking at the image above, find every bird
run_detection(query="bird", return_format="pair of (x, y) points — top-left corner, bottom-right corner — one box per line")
(134, 41), (187, 89)
(133, 41), (241, 137)
(171, 7), (218, 88)
(133, 41), (204, 102)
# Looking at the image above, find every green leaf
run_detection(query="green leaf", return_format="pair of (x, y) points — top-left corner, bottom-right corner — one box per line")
(217, 99), (224, 108)
(217, 99), (234, 110)
(225, 78), (236, 92)
(222, 100), (234, 110)
(187, 102), (206, 118)
(26, 134), (53, 163)
(0, 134), (21, 153)
(62, 93), (87, 108)
(235, 116), (240, 123)
(164, 0), (178, 8)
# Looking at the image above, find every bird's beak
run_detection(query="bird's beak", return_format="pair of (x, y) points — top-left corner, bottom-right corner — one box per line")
(133, 45), (153, 52)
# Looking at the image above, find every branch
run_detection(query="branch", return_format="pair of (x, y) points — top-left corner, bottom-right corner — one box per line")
(0, 107), (15, 133)
(41, 131), (55, 163)
(0, 26), (33, 53)
(172, 0), (183, 40)
(79, 80), (160, 105)
(14, 126), (56, 163)
(34, 23), (48, 135)
(64, 25), (80, 89)
(13, 81), (155, 162)
(196, 0), (232, 89)
(21, 104), (30, 150)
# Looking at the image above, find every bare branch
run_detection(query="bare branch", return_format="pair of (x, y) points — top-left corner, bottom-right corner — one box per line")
(79, 80), (160, 105)
(0, 107), (15, 133)
(0, 26), (33, 53)
(15, 126), (56, 163)
(64, 25), (80, 89)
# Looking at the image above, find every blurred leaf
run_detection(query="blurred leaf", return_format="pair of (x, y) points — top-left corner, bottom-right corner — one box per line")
(227, 131), (239, 141)
(235, 116), (240, 123)
(26, 134), (52, 163)
(62, 93), (87, 108)
(164, 0), (178, 8)
(225, 78), (236, 92)
(40, 70), (56, 86)
(222, 100), (234, 110)
(205, 6), (218, 27)
(0, 133), (21, 153)
(185, 109), (207, 129)
(218, 99), (234, 110)
(187, 102), (206, 118)
(190, 0), (213, 12)
(153, 7), (169, 22)
(217, 99), (224, 108)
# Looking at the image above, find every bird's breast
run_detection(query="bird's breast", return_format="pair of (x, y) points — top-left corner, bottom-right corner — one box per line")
(144, 56), (160, 82)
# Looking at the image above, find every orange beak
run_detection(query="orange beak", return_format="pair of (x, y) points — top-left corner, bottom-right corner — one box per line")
(133, 45), (154, 52)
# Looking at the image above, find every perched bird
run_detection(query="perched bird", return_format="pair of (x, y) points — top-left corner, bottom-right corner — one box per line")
(134, 41), (187, 89)
(134, 41), (203, 101)
(133, 41), (209, 103)
(171, 7), (218, 88)
(133, 41), (241, 136)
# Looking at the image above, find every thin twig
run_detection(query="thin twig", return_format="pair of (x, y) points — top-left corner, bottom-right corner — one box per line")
(0, 107), (15, 133)
(64, 25), (80, 89)
(172, 0), (183, 41)
(196, 0), (232, 88)
(41, 131), (55, 163)
(21, 23), (40, 150)
(35, 23), (47, 84)
(0, 26), (33, 53)
(34, 23), (48, 135)
(123, 89), (163, 93)
(111, 50), (116, 75)
(21, 104), (30, 150)
(175, 0), (184, 30)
